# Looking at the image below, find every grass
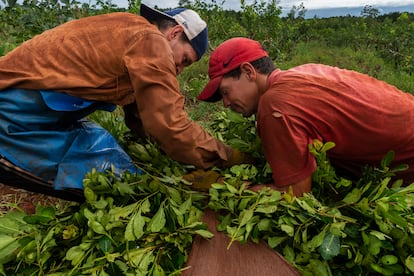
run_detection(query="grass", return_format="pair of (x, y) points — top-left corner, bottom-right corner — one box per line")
(279, 41), (414, 94)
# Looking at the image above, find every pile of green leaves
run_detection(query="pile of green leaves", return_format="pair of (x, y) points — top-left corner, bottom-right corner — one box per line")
(0, 109), (413, 275)
(207, 139), (414, 275)
(0, 160), (211, 275)
(208, 110), (272, 184)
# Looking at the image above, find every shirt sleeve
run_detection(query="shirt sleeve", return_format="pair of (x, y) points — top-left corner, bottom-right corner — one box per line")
(123, 32), (231, 168)
(258, 102), (316, 187)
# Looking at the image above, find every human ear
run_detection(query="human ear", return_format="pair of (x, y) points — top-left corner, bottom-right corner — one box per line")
(240, 62), (256, 80)
(169, 25), (184, 40)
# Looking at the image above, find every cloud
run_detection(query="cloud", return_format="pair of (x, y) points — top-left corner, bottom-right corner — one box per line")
(287, 0), (414, 9)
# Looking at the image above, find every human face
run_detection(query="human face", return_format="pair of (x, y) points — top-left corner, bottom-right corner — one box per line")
(219, 64), (260, 117)
(168, 27), (198, 75)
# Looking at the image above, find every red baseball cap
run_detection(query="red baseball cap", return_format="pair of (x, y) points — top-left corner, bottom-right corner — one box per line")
(197, 37), (269, 102)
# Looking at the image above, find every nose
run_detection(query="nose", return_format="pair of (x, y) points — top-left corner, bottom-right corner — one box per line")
(222, 97), (231, 107)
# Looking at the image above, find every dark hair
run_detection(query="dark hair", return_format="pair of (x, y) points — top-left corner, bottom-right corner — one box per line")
(223, 56), (276, 79)
(149, 18), (190, 44)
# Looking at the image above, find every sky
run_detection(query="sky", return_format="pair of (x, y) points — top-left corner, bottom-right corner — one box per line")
(135, 0), (414, 10)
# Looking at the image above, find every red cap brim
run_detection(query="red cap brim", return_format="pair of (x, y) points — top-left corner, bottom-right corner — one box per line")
(197, 75), (223, 102)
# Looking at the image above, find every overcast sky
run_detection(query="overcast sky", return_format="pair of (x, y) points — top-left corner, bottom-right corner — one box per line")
(136, 0), (414, 10)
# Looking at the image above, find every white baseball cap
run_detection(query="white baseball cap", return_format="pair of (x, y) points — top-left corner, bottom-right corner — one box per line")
(140, 3), (208, 60)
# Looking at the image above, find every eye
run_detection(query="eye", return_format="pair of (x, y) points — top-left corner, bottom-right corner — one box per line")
(183, 56), (191, 66)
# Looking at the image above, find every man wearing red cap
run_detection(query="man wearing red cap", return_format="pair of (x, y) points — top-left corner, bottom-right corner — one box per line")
(198, 37), (414, 196)
(0, 4), (248, 198)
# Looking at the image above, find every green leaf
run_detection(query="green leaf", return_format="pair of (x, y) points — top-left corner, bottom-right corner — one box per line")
(307, 227), (327, 252)
(111, 203), (137, 220)
(194, 229), (214, 239)
(321, 141), (336, 152)
(320, 232), (341, 260)
(99, 236), (111, 253)
(83, 208), (94, 221)
(115, 181), (135, 196)
(255, 204), (277, 213)
(390, 164), (409, 173)
(371, 177), (391, 201)
(370, 230), (391, 241)
(237, 198), (251, 211)
(138, 250), (155, 272)
(296, 198), (316, 214)
(370, 263), (396, 276)
(381, 151), (395, 168)
(268, 236), (287, 248)
(125, 218), (135, 241)
(239, 209), (254, 227)
(0, 217), (22, 235)
(257, 218), (272, 231)
(23, 214), (53, 224)
(133, 211), (146, 240)
(91, 197), (108, 209)
(383, 210), (408, 228)
(283, 245), (295, 263)
(367, 233), (383, 256)
(0, 235), (20, 264)
(211, 183), (226, 189)
(124, 248), (147, 268)
(141, 198), (151, 213)
(269, 191), (282, 202)
(245, 220), (256, 239)
(225, 182), (238, 194)
(36, 206), (56, 218)
(65, 246), (85, 266)
(89, 221), (107, 235)
(149, 207), (166, 232)
(165, 186), (182, 204)
(329, 222), (346, 237)
(40, 226), (57, 253)
(179, 197), (192, 214)
(280, 224), (294, 237)
(152, 263), (166, 276)
(309, 259), (330, 276)
(405, 255), (414, 272)
(342, 188), (362, 204)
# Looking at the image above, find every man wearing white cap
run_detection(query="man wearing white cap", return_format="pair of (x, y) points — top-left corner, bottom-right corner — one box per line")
(0, 3), (248, 198)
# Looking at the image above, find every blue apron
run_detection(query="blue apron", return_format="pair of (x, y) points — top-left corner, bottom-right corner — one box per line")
(0, 88), (141, 190)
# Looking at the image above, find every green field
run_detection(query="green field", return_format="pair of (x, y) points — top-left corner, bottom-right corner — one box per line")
(1, 1), (414, 275)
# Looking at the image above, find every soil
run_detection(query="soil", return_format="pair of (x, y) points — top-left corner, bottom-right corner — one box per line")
(0, 183), (70, 214)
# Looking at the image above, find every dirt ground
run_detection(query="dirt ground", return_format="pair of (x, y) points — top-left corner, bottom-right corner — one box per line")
(0, 183), (68, 214)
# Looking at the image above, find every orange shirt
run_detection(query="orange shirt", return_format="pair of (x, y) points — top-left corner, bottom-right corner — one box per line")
(258, 64), (414, 186)
(0, 12), (231, 168)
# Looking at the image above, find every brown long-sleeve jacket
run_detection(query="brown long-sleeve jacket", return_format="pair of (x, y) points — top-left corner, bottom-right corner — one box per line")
(0, 12), (232, 168)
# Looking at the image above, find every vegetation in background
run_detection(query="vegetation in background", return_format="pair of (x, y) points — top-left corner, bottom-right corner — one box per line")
(1, 0), (413, 93)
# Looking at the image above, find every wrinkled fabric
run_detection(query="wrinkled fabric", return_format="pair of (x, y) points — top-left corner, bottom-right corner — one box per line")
(0, 88), (140, 190)
(0, 12), (232, 169)
(257, 64), (414, 187)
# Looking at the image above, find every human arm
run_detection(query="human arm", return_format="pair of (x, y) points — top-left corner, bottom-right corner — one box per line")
(256, 91), (317, 196)
(123, 102), (148, 140)
(124, 32), (234, 168)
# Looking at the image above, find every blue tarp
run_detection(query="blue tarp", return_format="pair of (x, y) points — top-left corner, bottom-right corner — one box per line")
(0, 88), (141, 190)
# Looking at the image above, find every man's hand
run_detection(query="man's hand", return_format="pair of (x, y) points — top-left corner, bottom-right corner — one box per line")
(183, 169), (221, 192)
(223, 148), (255, 168)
